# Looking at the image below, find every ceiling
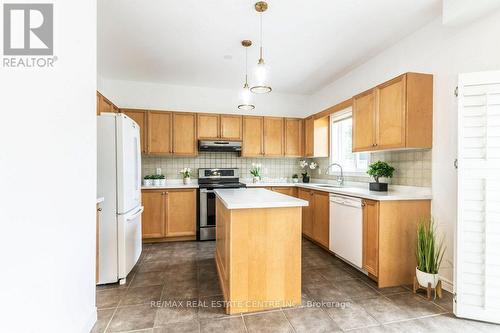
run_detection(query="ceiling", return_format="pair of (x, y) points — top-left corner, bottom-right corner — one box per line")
(98, 0), (441, 95)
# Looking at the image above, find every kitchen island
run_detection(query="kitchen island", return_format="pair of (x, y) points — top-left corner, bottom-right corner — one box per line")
(214, 188), (308, 314)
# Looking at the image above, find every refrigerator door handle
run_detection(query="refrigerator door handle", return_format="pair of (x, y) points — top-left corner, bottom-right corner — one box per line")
(126, 206), (144, 222)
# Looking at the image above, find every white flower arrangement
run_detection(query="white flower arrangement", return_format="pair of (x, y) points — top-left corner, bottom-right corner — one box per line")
(299, 160), (319, 178)
(179, 167), (192, 179)
(250, 163), (262, 178)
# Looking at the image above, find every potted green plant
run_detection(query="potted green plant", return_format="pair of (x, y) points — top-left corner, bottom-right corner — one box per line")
(250, 163), (262, 183)
(180, 168), (193, 185)
(143, 175), (153, 186)
(292, 174), (299, 184)
(366, 161), (395, 191)
(416, 218), (445, 289)
(152, 174), (166, 186)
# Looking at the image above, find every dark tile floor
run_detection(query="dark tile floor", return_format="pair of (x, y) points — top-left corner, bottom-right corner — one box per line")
(92, 239), (500, 333)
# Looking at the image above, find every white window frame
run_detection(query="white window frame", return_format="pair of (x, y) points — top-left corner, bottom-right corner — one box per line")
(329, 107), (370, 175)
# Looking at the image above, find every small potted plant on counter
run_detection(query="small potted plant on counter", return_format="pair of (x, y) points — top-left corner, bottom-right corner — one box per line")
(367, 161), (395, 191)
(180, 168), (192, 185)
(292, 174), (299, 183)
(152, 174), (166, 186)
(300, 160), (310, 183)
(300, 160), (318, 183)
(143, 175), (153, 186)
(250, 163), (262, 183)
(415, 218), (445, 295)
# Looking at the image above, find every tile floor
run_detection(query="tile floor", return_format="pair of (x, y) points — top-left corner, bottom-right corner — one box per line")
(93, 239), (500, 333)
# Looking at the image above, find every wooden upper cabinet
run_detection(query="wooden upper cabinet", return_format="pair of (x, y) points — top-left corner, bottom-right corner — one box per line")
(312, 191), (329, 248)
(197, 113), (220, 139)
(376, 75), (406, 149)
(363, 199), (379, 277)
(97, 91), (115, 114)
(142, 190), (166, 239)
(220, 115), (243, 140)
(304, 116), (329, 158)
(352, 89), (376, 152)
(147, 111), (172, 155)
(122, 109), (148, 154)
(304, 117), (314, 157)
(298, 188), (313, 238)
(284, 118), (303, 157)
(313, 116), (329, 157)
(172, 112), (197, 156)
(242, 116), (263, 157)
(352, 72), (433, 152)
(96, 92), (100, 115)
(166, 189), (196, 237)
(263, 117), (284, 156)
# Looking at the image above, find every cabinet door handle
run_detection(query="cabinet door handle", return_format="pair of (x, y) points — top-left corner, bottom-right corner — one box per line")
(97, 207), (102, 212)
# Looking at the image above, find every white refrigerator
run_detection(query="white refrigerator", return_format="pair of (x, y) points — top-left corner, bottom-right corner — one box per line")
(97, 112), (143, 285)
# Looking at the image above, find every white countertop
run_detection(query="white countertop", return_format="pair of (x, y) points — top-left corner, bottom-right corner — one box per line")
(214, 188), (309, 209)
(142, 180), (199, 190)
(96, 197), (104, 204)
(242, 180), (432, 201)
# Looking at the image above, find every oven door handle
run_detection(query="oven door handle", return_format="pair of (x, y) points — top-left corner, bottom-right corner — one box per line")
(200, 189), (215, 193)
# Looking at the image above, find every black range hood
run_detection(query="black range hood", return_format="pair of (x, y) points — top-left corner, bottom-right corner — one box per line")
(198, 140), (242, 153)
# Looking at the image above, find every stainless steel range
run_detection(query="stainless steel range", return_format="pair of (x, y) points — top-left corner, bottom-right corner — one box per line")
(198, 168), (246, 241)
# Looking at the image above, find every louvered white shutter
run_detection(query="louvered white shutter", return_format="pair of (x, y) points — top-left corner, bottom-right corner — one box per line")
(455, 71), (500, 323)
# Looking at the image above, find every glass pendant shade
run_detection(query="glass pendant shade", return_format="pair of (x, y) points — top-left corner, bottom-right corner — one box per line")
(238, 82), (255, 110)
(255, 60), (267, 85)
(250, 3), (272, 94)
(238, 40), (255, 110)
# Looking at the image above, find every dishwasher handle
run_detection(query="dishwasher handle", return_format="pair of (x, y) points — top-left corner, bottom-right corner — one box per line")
(329, 195), (364, 208)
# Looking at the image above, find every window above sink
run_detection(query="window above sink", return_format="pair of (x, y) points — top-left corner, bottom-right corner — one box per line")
(330, 107), (370, 174)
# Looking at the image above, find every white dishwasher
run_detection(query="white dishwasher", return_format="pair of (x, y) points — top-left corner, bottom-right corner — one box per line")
(329, 194), (364, 269)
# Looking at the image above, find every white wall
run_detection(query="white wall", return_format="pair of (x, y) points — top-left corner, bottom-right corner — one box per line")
(98, 77), (309, 117)
(309, 11), (500, 289)
(0, 1), (97, 332)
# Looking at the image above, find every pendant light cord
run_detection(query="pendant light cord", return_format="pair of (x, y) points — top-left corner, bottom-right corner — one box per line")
(245, 45), (248, 85)
(259, 12), (263, 60)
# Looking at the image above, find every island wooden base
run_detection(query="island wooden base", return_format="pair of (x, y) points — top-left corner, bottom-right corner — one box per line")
(215, 198), (302, 314)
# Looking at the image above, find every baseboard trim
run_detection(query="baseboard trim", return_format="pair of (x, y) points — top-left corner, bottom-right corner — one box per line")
(440, 276), (453, 293)
(81, 307), (97, 333)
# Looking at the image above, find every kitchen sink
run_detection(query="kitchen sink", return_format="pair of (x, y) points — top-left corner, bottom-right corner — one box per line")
(313, 184), (344, 188)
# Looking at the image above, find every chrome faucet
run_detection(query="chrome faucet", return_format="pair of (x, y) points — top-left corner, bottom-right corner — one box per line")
(325, 163), (344, 186)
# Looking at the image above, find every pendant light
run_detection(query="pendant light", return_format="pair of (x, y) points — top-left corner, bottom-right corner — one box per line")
(250, 1), (272, 94)
(238, 40), (255, 110)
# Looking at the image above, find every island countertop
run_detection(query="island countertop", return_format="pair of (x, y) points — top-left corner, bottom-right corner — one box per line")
(214, 188), (309, 209)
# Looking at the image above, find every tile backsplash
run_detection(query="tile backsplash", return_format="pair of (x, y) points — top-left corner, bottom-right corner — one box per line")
(142, 152), (302, 180)
(142, 150), (431, 187)
(311, 149), (432, 187)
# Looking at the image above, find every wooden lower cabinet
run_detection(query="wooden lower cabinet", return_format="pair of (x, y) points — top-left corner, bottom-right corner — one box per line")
(311, 191), (329, 248)
(298, 188), (313, 239)
(141, 190), (166, 238)
(298, 188), (329, 248)
(362, 200), (379, 276)
(141, 189), (196, 241)
(271, 187), (297, 197)
(166, 189), (197, 237)
(361, 199), (431, 288)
